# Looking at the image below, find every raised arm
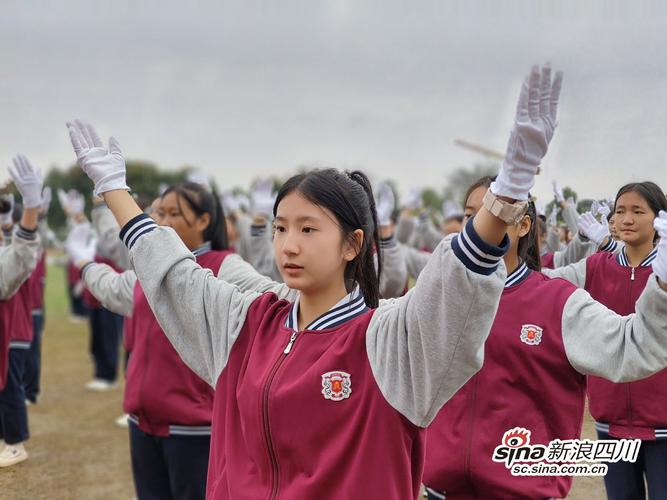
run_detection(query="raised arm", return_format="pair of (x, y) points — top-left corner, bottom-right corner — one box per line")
(0, 156), (43, 299)
(366, 64), (563, 427)
(66, 120), (263, 386)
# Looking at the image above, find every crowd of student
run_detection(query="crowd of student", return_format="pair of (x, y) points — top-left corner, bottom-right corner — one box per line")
(1, 64), (666, 500)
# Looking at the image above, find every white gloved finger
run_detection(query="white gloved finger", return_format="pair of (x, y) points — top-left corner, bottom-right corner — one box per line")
(527, 64), (541, 120)
(75, 119), (95, 148)
(539, 64), (552, 117)
(67, 122), (85, 155)
(515, 76), (530, 122)
(85, 123), (103, 148)
(550, 71), (564, 122)
(108, 136), (123, 156)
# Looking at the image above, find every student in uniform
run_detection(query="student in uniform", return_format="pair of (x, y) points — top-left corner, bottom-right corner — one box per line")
(421, 179), (667, 500)
(68, 181), (230, 499)
(0, 155), (44, 467)
(543, 181), (667, 500)
(66, 64), (562, 499)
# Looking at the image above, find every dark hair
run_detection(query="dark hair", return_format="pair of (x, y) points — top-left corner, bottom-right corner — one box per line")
(162, 182), (229, 250)
(274, 169), (381, 308)
(518, 200), (541, 272)
(614, 181), (667, 243)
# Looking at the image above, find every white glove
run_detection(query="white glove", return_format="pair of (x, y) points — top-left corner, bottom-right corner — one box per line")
(65, 221), (97, 265)
(597, 202), (611, 221)
(57, 188), (69, 211)
(653, 211), (667, 283)
(9, 155), (44, 208)
(221, 190), (240, 214)
(158, 183), (169, 196)
(577, 211), (610, 247)
(0, 194), (14, 226)
(375, 183), (395, 227)
(67, 190), (85, 215)
(552, 180), (565, 204)
(40, 186), (52, 214)
(404, 187), (423, 211)
(590, 200), (601, 218)
(547, 205), (558, 228)
(250, 179), (276, 217)
(66, 120), (129, 197)
(235, 193), (250, 213)
(491, 64), (563, 200)
(186, 170), (211, 189)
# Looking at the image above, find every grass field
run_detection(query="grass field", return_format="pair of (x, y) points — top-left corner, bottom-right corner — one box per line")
(0, 257), (607, 499)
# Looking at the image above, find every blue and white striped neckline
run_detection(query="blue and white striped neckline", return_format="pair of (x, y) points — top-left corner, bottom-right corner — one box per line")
(616, 246), (657, 268)
(192, 241), (212, 257)
(505, 261), (531, 288)
(285, 286), (368, 332)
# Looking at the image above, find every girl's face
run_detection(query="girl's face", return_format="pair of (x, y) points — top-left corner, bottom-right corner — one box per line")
(273, 191), (361, 295)
(149, 197), (164, 225)
(161, 191), (210, 251)
(462, 186), (485, 224)
(614, 191), (656, 246)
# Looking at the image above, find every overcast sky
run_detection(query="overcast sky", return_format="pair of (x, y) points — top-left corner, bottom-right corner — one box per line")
(1, 0), (666, 204)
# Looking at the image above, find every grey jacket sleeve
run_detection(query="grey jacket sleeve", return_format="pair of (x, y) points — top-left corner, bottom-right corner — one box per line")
(542, 257), (588, 288)
(378, 236), (408, 299)
(0, 226), (40, 300)
(234, 214), (253, 263)
(563, 276), (667, 382)
(92, 205), (130, 270)
(248, 222), (283, 282)
(561, 203), (580, 236)
(553, 233), (596, 268)
(395, 215), (416, 244)
(416, 217), (444, 252)
(366, 223), (508, 428)
(81, 263), (137, 317)
(218, 253), (297, 301)
(546, 227), (562, 253)
(403, 244), (431, 281)
(126, 222), (262, 386)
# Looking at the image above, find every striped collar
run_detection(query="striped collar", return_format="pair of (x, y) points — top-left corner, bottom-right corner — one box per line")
(285, 286), (368, 332)
(505, 261), (531, 288)
(192, 241), (212, 257)
(616, 246), (657, 268)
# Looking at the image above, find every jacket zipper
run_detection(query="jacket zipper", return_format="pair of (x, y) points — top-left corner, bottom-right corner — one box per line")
(627, 268), (635, 435)
(262, 331), (300, 499)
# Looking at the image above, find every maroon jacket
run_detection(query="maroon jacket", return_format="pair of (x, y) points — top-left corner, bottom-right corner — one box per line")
(124, 249), (231, 437)
(27, 252), (47, 312)
(207, 292), (425, 499)
(0, 279), (34, 389)
(423, 267), (584, 499)
(540, 251), (555, 269)
(83, 255), (124, 310)
(584, 248), (666, 440)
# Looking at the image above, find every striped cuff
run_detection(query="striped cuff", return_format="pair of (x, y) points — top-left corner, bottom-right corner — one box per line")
(16, 225), (37, 241)
(80, 261), (96, 279)
(451, 217), (509, 275)
(379, 235), (397, 249)
(119, 214), (158, 250)
(599, 238), (618, 253)
(250, 225), (266, 237)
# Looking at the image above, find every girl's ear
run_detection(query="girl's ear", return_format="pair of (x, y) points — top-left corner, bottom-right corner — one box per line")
(195, 212), (211, 234)
(343, 229), (364, 262)
(518, 214), (532, 238)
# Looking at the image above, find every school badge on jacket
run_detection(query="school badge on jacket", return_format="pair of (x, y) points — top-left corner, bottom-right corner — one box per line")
(321, 371), (352, 401)
(520, 324), (543, 346)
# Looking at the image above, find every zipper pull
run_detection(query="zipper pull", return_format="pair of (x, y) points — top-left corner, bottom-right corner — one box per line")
(631, 267), (635, 281)
(283, 332), (298, 354)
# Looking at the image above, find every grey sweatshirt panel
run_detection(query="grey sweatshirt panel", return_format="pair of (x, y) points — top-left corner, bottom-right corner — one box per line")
(545, 227), (562, 253)
(81, 264), (136, 317)
(395, 216), (416, 244)
(562, 277), (667, 382)
(542, 258), (587, 288)
(248, 220), (283, 282)
(92, 205), (130, 269)
(129, 227), (262, 386)
(234, 214), (253, 263)
(0, 230), (40, 300)
(416, 218), (444, 252)
(561, 203), (580, 236)
(402, 244), (430, 281)
(553, 234), (596, 268)
(218, 254), (297, 301)
(378, 238), (408, 298)
(366, 235), (507, 428)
